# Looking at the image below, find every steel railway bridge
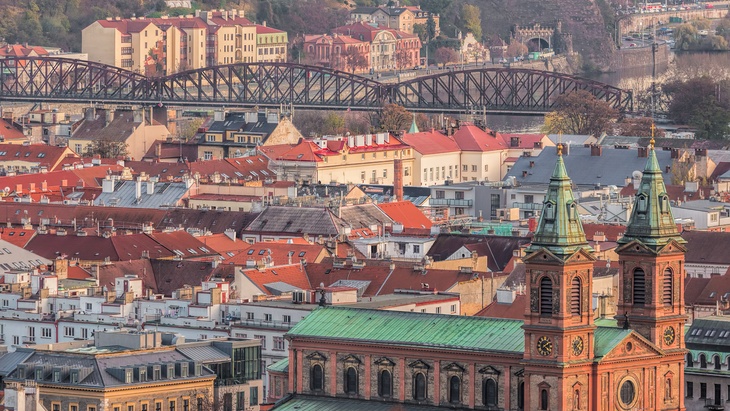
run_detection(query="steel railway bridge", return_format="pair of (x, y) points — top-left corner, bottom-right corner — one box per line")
(0, 57), (633, 114)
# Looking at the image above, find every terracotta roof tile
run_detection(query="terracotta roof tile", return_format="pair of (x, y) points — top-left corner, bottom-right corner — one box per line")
(0, 228), (35, 248)
(475, 293), (526, 320)
(377, 201), (432, 229)
(240, 264), (311, 295)
(452, 124), (508, 152)
(400, 129), (460, 155)
(227, 241), (328, 266)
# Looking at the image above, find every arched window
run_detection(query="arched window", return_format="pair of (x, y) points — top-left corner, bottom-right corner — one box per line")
(344, 367), (358, 394)
(517, 382), (525, 410)
(310, 364), (323, 391)
(483, 378), (497, 407)
(571, 276), (581, 316)
(686, 353), (694, 367)
(663, 268), (673, 306)
(700, 354), (707, 369)
(378, 370), (392, 398)
(449, 376), (461, 404)
(714, 355), (721, 370)
(540, 276), (553, 315)
(540, 388), (549, 410)
(413, 373), (426, 400)
(633, 268), (646, 306)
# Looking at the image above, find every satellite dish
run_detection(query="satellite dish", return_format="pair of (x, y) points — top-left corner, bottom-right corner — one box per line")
(632, 170), (643, 179)
(3, 187), (9, 194)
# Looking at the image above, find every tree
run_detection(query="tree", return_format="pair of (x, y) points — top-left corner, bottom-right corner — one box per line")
(395, 48), (413, 71)
(670, 158), (695, 185)
(323, 113), (346, 134)
(674, 23), (698, 50)
(615, 117), (666, 137)
(663, 76), (730, 140)
(84, 138), (129, 159)
(434, 47), (458, 68)
(414, 23), (428, 43)
(178, 118), (205, 141)
(375, 104), (412, 132)
(426, 15), (437, 42)
(461, 4), (482, 40)
(340, 47), (369, 73)
(542, 90), (619, 136)
(506, 42), (528, 58)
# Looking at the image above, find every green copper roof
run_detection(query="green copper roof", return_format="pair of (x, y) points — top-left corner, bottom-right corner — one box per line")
(274, 396), (448, 410)
(408, 114), (419, 134)
(286, 306), (525, 354)
(527, 152), (592, 258)
(593, 327), (632, 358)
(618, 147), (685, 251)
(268, 358), (289, 373)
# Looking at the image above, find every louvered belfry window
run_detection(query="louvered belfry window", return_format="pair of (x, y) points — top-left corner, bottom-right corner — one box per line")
(571, 276), (581, 315)
(633, 268), (646, 305)
(540, 277), (553, 315)
(663, 268), (673, 306)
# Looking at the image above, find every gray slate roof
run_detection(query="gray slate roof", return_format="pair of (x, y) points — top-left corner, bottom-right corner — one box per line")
(94, 181), (189, 208)
(0, 350), (33, 377)
(177, 345), (230, 363)
(505, 146), (673, 187)
(244, 206), (343, 236)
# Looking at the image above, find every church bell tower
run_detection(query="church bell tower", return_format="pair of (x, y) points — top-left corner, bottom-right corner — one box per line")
(522, 145), (596, 410)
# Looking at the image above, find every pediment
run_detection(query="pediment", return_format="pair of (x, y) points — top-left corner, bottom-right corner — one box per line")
(341, 354), (361, 364)
(538, 381), (551, 389)
(478, 365), (500, 375)
(523, 248), (563, 264)
(598, 331), (664, 362)
(615, 239), (654, 255)
(374, 357), (396, 367)
(656, 239), (688, 255)
(306, 351), (327, 361)
(563, 247), (597, 263)
(408, 360), (430, 370)
(513, 368), (524, 377)
(442, 362), (465, 372)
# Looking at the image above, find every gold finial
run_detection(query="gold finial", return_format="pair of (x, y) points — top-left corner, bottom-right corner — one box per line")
(650, 123), (656, 149)
(557, 143), (563, 156)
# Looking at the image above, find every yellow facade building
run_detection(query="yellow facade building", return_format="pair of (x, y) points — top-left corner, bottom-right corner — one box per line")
(82, 10), (287, 75)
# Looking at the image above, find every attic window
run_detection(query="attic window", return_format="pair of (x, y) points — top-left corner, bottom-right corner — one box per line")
(15, 152), (20, 157)
(24, 152), (30, 157)
(37, 153), (46, 158)
(258, 249), (266, 255)
(199, 247), (210, 253)
(187, 248), (198, 254)
(299, 251), (306, 257)
(247, 249), (254, 255)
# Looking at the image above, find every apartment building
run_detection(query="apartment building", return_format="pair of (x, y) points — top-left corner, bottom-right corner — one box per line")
(349, 4), (440, 35)
(82, 10), (286, 75)
(332, 22), (421, 71)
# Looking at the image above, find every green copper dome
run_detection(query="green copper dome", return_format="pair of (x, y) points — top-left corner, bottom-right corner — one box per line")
(408, 113), (419, 134)
(618, 144), (685, 251)
(527, 147), (592, 259)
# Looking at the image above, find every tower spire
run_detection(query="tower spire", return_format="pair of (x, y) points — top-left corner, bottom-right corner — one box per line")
(526, 146), (592, 259)
(618, 128), (685, 251)
(408, 113), (419, 134)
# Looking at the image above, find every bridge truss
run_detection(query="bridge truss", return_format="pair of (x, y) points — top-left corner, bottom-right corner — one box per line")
(0, 57), (632, 114)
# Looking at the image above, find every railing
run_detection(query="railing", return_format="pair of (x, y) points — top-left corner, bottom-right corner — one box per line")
(704, 398), (724, 410)
(22, 336), (36, 344)
(429, 198), (473, 206)
(232, 319), (295, 330)
(512, 202), (542, 210)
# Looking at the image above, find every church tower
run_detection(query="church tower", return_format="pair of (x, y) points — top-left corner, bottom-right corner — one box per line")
(522, 145), (596, 411)
(616, 135), (687, 353)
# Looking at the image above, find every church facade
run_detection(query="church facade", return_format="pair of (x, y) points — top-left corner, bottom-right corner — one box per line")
(276, 143), (687, 411)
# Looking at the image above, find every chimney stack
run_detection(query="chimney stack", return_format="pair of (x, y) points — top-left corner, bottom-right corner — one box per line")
(590, 144), (602, 156)
(393, 159), (404, 201)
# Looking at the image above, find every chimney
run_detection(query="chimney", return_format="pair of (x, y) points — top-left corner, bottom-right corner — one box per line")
(15, 184), (22, 193)
(41, 180), (47, 191)
(262, 21), (267, 27)
(665, 165), (671, 173)
(671, 148), (679, 159)
(529, 160), (535, 168)
(61, 179), (68, 187)
(28, 183), (35, 193)
(522, 170), (528, 178)
(695, 148), (708, 157)
(638, 147), (647, 158)
(54, 259), (69, 280)
(224, 228), (237, 241)
(146, 180), (155, 195)
(105, 110), (114, 127)
(590, 145), (602, 156)
(393, 159), (404, 201)
(135, 179), (142, 200)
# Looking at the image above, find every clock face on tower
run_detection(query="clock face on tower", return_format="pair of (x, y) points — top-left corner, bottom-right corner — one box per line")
(537, 336), (553, 356)
(664, 326), (676, 346)
(572, 336), (584, 355)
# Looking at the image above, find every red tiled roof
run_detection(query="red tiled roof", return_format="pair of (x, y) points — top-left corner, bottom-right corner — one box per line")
(690, 274), (730, 306)
(581, 223), (626, 242)
(685, 276), (712, 306)
(259, 141), (324, 163)
(0, 44), (48, 57)
(452, 124), (508, 152)
(0, 144), (77, 171)
(67, 264), (93, 280)
(240, 263), (311, 295)
(377, 201), (432, 229)
(0, 165), (124, 193)
(475, 293), (526, 320)
(111, 233), (175, 260)
(0, 118), (27, 141)
(227, 241), (328, 265)
(197, 233), (250, 255)
(146, 231), (219, 259)
(0, 227), (35, 248)
(26, 233), (119, 261)
(256, 25), (286, 34)
(400, 129), (460, 155)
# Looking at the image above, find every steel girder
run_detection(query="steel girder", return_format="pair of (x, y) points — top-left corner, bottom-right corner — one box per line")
(0, 58), (632, 114)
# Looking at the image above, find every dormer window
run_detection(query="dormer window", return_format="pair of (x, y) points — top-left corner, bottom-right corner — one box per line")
(660, 194), (670, 214)
(543, 202), (555, 221)
(125, 369), (133, 383)
(637, 194), (648, 214)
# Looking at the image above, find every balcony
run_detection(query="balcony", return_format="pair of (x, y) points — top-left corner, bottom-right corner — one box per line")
(705, 398), (724, 410)
(22, 336), (35, 344)
(512, 202), (542, 211)
(429, 198), (473, 207)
